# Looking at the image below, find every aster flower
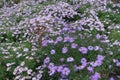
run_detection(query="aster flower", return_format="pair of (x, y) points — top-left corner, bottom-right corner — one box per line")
(90, 72), (101, 80)
(44, 57), (50, 64)
(110, 77), (114, 80)
(71, 43), (78, 49)
(57, 66), (63, 72)
(27, 69), (32, 74)
(96, 34), (101, 39)
(97, 55), (105, 61)
(41, 40), (48, 46)
(88, 46), (94, 50)
(79, 47), (88, 54)
(94, 60), (103, 66)
(116, 62), (120, 67)
(69, 38), (74, 43)
(48, 39), (54, 43)
(57, 36), (63, 42)
(62, 67), (70, 76)
(48, 63), (55, 69)
(77, 65), (85, 70)
(23, 48), (29, 52)
(49, 67), (56, 76)
(50, 49), (55, 55)
(94, 46), (99, 51)
(87, 66), (94, 73)
(62, 47), (68, 54)
(77, 26), (83, 31)
(81, 58), (87, 64)
(90, 62), (97, 67)
(67, 57), (74, 62)
(63, 36), (70, 42)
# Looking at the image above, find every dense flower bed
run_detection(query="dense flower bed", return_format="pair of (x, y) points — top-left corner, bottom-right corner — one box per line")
(0, 0), (120, 80)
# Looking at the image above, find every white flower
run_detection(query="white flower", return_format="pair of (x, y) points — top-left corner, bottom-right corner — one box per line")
(32, 77), (37, 80)
(50, 49), (55, 55)
(23, 48), (29, 52)
(67, 57), (74, 62)
(20, 62), (25, 66)
(27, 69), (32, 74)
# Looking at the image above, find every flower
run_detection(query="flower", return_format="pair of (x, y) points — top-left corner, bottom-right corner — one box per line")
(48, 39), (54, 43)
(44, 57), (50, 64)
(30, 19), (35, 24)
(94, 46), (99, 51)
(97, 55), (104, 61)
(77, 65), (85, 70)
(77, 26), (83, 31)
(90, 72), (101, 80)
(62, 47), (68, 54)
(57, 36), (63, 42)
(87, 66), (94, 73)
(50, 49), (55, 55)
(23, 48), (29, 52)
(48, 63), (55, 69)
(57, 66), (63, 72)
(42, 40), (48, 46)
(116, 62), (120, 67)
(90, 62), (97, 67)
(49, 68), (56, 76)
(69, 38), (74, 43)
(63, 36), (70, 42)
(81, 58), (87, 64)
(71, 43), (78, 49)
(110, 77), (114, 80)
(94, 60), (103, 66)
(67, 57), (74, 62)
(62, 67), (70, 76)
(96, 34), (101, 39)
(79, 47), (88, 54)
(88, 46), (94, 50)
(27, 69), (32, 74)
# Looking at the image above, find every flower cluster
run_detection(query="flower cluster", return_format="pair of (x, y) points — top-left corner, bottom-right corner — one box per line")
(0, 0), (120, 80)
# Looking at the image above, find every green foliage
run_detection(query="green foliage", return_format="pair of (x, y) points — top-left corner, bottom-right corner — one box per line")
(77, 3), (91, 14)
(98, 11), (120, 24)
